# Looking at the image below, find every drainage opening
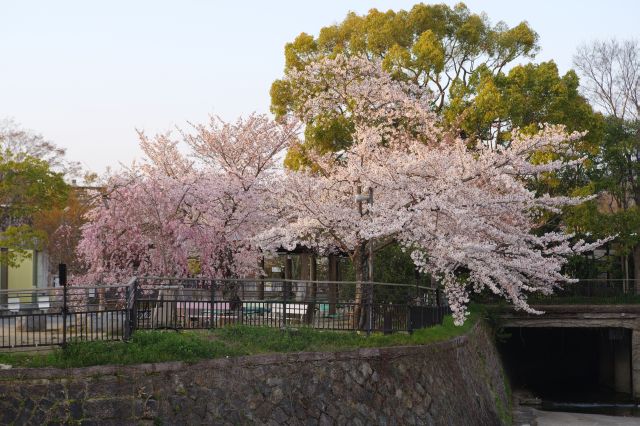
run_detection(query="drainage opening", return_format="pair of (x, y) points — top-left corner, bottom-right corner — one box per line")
(498, 327), (637, 416)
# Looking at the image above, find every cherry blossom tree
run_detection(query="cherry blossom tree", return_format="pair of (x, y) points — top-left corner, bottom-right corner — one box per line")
(257, 55), (605, 325)
(76, 114), (298, 285)
(77, 54), (604, 325)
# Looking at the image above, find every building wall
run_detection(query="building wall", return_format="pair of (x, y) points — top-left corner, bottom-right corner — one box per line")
(8, 252), (34, 291)
(0, 250), (50, 292)
(35, 250), (49, 288)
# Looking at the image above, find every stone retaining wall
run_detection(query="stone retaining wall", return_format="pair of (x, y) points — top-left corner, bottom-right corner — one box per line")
(0, 323), (509, 425)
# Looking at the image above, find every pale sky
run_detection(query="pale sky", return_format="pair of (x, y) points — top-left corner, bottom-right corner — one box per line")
(2, 1), (639, 175)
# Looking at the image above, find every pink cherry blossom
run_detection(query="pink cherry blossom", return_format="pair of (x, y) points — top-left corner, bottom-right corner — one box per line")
(77, 114), (299, 284)
(77, 55), (606, 325)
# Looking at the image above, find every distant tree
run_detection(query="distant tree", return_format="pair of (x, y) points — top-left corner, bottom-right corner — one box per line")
(574, 39), (640, 121)
(0, 151), (69, 266)
(572, 39), (640, 289)
(566, 117), (640, 287)
(0, 119), (81, 177)
(33, 188), (95, 277)
(0, 120), (90, 273)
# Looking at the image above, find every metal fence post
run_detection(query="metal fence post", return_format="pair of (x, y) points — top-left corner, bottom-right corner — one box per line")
(124, 277), (137, 341)
(131, 277), (138, 335)
(367, 299), (372, 335)
(59, 264), (67, 348)
(282, 279), (288, 329)
(210, 280), (216, 329)
(124, 284), (131, 340)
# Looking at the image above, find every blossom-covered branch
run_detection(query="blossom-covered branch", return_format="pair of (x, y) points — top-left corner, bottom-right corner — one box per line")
(258, 55), (605, 324)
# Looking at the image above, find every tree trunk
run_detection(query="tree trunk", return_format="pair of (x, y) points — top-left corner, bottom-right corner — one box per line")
(353, 243), (367, 330)
(328, 255), (338, 315)
(0, 248), (7, 306)
(284, 256), (292, 299)
(305, 256), (317, 325)
(257, 257), (265, 300)
(299, 254), (309, 280)
(299, 253), (309, 302)
(98, 287), (106, 311)
(634, 244), (640, 295)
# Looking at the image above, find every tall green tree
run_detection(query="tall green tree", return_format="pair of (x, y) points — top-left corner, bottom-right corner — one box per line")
(271, 2), (601, 172)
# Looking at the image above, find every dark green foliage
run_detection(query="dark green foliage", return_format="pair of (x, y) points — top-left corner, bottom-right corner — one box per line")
(564, 117), (640, 277)
(271, 2), (599, 178)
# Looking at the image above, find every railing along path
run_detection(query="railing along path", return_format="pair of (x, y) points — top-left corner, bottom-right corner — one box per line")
(0, 277), (449, 349)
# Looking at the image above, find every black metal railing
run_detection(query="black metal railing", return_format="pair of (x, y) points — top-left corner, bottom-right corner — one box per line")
(133, 277), (447, 334)
(0, 279), (134, 349)
(0, 276), (449, 349)
(528, 279), (640, 304)
(472, 278), (640, 306)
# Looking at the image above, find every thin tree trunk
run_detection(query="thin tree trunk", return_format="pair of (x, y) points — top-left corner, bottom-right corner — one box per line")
(284, 256), (292, 299)
(299, 254), (309, 280)
(305, 256), (317, 325)
(353, 243), (367, 330)
(633, 244), (640, 294)
(328, 255), (338, 315)
(0, 248), (7, 306)
(299, 253), (309, 305)
(257, 257), (265, 300)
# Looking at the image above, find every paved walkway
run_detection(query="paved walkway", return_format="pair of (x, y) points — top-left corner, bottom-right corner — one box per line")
(525, 409), (640, 425)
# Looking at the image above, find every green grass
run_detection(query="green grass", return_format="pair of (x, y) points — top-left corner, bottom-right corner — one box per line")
(0, 313), (476, 369)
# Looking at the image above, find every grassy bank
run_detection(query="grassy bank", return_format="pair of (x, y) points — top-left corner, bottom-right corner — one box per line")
(0, 313), (476, 369)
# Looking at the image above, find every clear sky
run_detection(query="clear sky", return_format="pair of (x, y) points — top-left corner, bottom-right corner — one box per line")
(1, 1), (639, 174)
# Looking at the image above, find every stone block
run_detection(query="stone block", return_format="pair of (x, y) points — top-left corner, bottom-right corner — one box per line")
(84, 398), (132, 420)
